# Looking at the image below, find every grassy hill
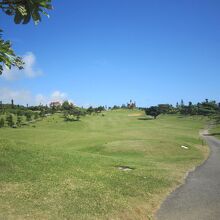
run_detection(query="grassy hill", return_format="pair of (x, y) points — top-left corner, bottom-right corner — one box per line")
(210, 124), (220, 140)
(0, 110), (208, 219)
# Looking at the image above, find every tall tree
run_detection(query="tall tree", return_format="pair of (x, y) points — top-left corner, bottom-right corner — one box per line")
(0, 0), (53, 74)
(180, 99), (184, 107)
(145, 106), (161, 119)
(11, 99), (14, 108)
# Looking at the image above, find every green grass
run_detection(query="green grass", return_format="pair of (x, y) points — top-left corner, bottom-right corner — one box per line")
(0, 110), (208, 219)
(210, 123), (220, 139)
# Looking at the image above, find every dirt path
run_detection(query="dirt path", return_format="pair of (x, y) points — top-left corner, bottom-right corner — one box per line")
(156, 131), (220, 220)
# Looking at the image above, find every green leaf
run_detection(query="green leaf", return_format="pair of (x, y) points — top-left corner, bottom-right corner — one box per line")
(22, 14), (31, 24)
(14, 11), (23, 24)
(1, 0), (53, 25)
(17, 5), (28, 16)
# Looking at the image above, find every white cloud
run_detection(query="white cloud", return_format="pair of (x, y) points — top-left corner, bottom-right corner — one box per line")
(0, 87), (32, 106)
(50, 91), (67, 103)
(35, 91), (68, 105)
(22, 52), (42, 78)
(0, 88), (69, 106)
(2, 52), (42, 81)
(35, 94), (47, 105)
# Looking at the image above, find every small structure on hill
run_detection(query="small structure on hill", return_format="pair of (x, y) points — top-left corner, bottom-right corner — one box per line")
(127, 100), (136, 109)
(50, 101), (61, 108)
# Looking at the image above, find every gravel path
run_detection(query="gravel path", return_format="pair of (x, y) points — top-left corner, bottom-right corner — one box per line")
(156, 131), (220, 220)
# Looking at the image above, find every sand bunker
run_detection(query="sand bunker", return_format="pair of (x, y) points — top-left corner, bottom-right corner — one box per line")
(128, 113), (143, 117)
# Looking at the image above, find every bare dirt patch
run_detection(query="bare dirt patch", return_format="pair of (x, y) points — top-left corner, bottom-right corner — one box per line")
(128, 113), (143, 117)
(117, 166), (134, 171)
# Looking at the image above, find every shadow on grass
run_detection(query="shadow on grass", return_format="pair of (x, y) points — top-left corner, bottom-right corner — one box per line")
(64, 119), (80, 122)
(204, 133), (220, 136)
(138, 117), (154, 121)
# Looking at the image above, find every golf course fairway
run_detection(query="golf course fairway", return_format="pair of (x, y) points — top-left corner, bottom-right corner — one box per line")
(0, 110), (208, 219)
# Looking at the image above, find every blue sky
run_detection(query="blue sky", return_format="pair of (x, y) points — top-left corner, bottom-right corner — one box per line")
(0, 0), (220, 107)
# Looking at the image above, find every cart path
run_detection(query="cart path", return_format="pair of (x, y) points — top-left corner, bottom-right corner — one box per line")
(156, 131), (220, 220)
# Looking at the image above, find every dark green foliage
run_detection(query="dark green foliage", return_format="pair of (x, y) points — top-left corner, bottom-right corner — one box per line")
(95, 106), (105, 114)
(0, 0), (52, 24)
(50, 105), (57, 114)
(86, 106), (105, 115)
(112, 105), (120, 110)
(16, 109), (25, 116)
(34, 112), (39, 120)
(0, 0), (53, 74)
(180, 105), (198, 115)
(25, 112), (32, 121)
(165, 100), (220, 117)
(28, 105), (46, 111)
(76, 115), (80, 121)
(87, 106), (94, 115)
(216, 114), (220, 123)
(0, 118), (4, 127)
(70, 108), (82, 119)
(197, 101), (218, 116)
(121, 104), (127, 109)
(158, 104), (173, 114)
(62, 101), (74, 111)
(6, 114), (14, 127)
(64, 107), (86, 121)
(39, 110), (45, 118)
(0, 104), (30, 116)
(0, 30), (24, 74)
(145, 106), (161, 119)
(16, 116), (22, 127)
(180, 99), (184, 107)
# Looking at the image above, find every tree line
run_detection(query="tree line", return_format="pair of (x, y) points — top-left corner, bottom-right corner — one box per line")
(144, 99), (220, 119)
(0, 100), (106, 128)
(1, 98), (219, 128)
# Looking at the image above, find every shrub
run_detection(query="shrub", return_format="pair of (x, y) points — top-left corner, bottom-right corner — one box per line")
(25, 112), (32, 121)
(34, 112), (39, 120)
(6, 114), (14, 127)
(145, 106), (161, 119)
(17, 116), (22, 127)
(0, 118), (4, 128)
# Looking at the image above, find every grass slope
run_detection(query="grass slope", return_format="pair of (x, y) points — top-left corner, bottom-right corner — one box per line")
(0, 110), (208, 219)
(210, 123), (220, 139)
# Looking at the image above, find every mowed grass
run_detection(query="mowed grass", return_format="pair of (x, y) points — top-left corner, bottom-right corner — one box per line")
(0, 110), (208, 219)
